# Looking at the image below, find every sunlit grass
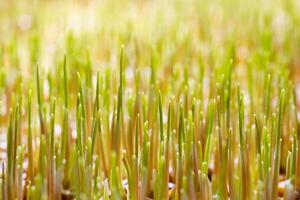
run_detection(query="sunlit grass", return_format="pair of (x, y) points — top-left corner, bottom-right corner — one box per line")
(0, 0), (300, 199)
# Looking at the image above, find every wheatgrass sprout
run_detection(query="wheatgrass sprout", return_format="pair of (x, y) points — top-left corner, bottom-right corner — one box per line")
(0, 0), (300, 199)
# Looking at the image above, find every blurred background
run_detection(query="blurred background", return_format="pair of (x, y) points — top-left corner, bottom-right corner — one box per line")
(0, 0), (299, 76)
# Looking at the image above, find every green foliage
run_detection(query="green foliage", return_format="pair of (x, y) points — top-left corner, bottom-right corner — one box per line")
(0, 0), (300, 199)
